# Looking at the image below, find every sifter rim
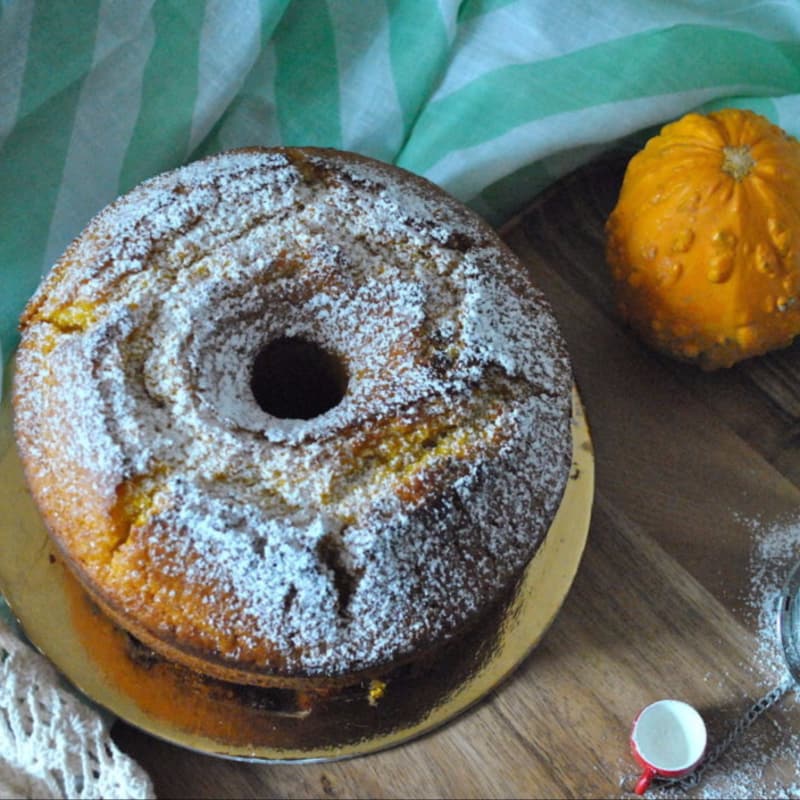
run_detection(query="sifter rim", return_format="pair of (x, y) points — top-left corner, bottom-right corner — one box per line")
(778, 559), (800, 684)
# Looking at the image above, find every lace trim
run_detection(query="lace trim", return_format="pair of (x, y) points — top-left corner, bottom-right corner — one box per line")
(0, 619), (153, 799)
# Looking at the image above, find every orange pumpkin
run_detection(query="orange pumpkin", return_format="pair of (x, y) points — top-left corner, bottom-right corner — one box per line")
(605, 108), (800, 369)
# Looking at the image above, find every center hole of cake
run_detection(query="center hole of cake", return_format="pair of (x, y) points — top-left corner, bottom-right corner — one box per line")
(250, 337), (348, 420)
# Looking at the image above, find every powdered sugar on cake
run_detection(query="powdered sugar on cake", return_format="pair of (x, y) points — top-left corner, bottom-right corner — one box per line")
(13, 148), (572, 678)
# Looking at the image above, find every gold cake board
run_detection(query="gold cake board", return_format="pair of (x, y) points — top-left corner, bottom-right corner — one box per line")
(0, 367), (593, 763)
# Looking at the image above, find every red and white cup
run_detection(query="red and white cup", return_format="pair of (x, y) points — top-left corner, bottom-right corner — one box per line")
(630, 699), (707, 795)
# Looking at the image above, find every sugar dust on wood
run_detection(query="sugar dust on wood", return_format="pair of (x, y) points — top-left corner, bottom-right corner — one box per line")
(629, 512), (800, 799)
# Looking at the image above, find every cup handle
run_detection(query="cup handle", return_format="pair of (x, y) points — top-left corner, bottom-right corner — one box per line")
(634, 766), (656, 795)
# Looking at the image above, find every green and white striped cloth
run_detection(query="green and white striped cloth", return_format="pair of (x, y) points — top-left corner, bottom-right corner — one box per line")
(3, 0), (800, 371)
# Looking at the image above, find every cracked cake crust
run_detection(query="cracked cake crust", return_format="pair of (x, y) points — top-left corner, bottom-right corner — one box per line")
(13, 147), (572, 688)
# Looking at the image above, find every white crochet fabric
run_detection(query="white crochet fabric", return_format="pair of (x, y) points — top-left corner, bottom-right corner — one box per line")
(0, 618), (153, 800)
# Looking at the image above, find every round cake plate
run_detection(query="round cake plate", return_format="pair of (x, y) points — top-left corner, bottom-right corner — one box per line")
(0, 364), (594, 763)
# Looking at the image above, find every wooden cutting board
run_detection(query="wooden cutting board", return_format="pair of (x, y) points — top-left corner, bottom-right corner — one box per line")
(112, 157), (800, 798)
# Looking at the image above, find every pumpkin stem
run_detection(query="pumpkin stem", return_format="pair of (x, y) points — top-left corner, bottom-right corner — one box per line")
(722, 145), (756, 181)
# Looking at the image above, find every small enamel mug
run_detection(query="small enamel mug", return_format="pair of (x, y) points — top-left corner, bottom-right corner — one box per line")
(630, 699), (707, 795)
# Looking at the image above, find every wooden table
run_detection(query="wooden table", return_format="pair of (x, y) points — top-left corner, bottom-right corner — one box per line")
(112, 157), (800, 798)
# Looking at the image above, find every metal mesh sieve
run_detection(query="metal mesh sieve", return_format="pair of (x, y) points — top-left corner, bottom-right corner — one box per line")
(779, 559), (800, 684)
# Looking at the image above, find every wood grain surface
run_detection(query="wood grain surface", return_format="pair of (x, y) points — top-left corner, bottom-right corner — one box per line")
(112, 157), (800, 799)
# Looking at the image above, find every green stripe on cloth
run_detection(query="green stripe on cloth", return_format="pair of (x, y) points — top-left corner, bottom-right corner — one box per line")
(458, 0), (519, 24)
(398, 25), (800, 175)
(475, 158), (553, 224)
(193, 0), (291, 157)
(388, 0), (450, 135)
(119, 0), (207, 192)
(273, 0), (341, 147)
(0, 0), (100, 358)
(14, 0), (99, 120)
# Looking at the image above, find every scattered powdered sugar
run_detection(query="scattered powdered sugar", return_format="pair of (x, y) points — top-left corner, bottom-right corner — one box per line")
(745, 514), (800, 683)
(637, 513), (800, 799)
(13, 148), (573, 678)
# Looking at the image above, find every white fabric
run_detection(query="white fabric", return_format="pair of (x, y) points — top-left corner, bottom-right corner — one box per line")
(0, 619), (153, 800)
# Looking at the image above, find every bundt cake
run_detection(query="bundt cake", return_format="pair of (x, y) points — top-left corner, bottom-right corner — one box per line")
(13, 147), (573, 688)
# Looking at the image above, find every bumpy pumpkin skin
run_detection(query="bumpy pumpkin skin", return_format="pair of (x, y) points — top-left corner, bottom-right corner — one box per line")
(606, 109), (800, 369)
